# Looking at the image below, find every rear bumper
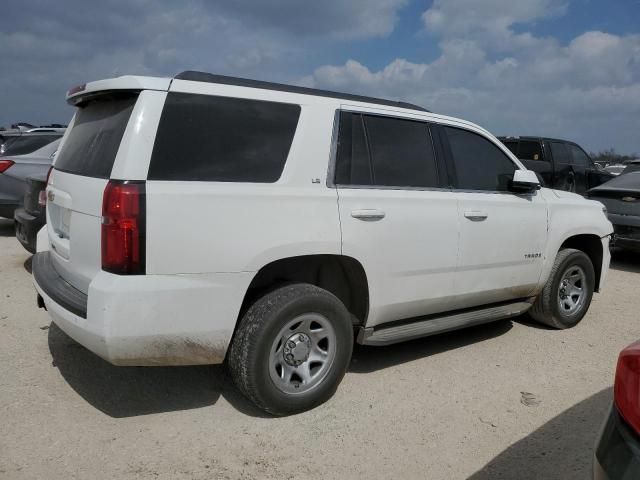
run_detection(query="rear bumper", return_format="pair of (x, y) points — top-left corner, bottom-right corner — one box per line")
(14, 207), (45, 254)
(0, 200), (19, 219)
(32, 251), (252, 366)
(594, 406), (640, 479)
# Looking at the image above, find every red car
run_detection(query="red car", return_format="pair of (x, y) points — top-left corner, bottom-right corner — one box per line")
(594, 341), (640, 478)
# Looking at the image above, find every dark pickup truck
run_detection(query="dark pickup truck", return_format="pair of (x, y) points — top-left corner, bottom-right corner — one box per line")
(498, 136), (614, 194)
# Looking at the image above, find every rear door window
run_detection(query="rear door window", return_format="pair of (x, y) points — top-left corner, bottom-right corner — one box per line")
(335, 112), (439, 188)
(148, 93), (301, 182)
(55, 94), (138, 178)
(334, 112), (372, 185)
(444, 127), (516, 192)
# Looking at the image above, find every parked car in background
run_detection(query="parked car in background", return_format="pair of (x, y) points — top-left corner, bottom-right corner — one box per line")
(604, 164), (627, 176)
(14, 170), (49, 253)
(594, 341), (640, 479)
(621, 160), (640, 175)
(588, 171), (640, 252)
(498, 136), (614, 194)
(0, 138), (59, 219)
(32, 71), (612, 415)
(0, 131), (63, 156)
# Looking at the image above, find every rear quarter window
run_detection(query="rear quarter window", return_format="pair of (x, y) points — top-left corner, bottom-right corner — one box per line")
(54, 93), (138, 178)
(148, 93), (301, 182)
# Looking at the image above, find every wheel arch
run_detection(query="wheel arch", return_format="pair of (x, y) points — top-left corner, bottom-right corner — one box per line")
(559, 234), (604, 291)
(238, 254), (370, 328)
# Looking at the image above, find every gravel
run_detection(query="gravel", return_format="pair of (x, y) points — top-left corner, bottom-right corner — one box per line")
(1, 217), (639, 479)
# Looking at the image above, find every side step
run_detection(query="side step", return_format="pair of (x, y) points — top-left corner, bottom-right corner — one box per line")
(357, 299), (534, 346)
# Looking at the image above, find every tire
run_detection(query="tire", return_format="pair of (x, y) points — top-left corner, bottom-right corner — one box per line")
(529, 248), (595, 329)
(227, 283), (353, 416)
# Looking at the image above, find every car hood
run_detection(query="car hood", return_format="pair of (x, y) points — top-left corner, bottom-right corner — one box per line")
(589, 171), (640, 195)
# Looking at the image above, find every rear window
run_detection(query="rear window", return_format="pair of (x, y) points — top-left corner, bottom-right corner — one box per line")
(2, 135), (60, 156)
(54, 94), (138, 178)
(148, 93), (301, 182)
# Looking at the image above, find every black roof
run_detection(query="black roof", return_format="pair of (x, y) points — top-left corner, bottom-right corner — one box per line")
(497, 135), (582, 146)
(175, 71), (429, 112)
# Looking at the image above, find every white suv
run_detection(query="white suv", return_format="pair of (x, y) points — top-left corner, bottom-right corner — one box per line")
(32, 71), (613, 415)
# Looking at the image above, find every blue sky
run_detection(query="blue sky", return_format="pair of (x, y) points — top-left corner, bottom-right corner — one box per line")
(2, 0), (639, 154)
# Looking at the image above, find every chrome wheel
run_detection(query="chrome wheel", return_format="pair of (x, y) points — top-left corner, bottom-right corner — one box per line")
(269, 313), (337, 395)
(558, 265), (586, 315)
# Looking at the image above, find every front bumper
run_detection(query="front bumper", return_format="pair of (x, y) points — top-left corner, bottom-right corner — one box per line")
(608, 213), (640, 252)
(32, 251), (253, 366)
(594, 406), (640, 479)
(14, 207), (45, 254)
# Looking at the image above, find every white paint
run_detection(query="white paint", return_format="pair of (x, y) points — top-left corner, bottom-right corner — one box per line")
(35, 74), (613, 365)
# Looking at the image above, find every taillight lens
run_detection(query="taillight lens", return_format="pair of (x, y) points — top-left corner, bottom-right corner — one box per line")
(0, 159), (14, 173)
(101, 180), (145, 275)
(40, 167), (53, 206)
(614, 341), (640, 435)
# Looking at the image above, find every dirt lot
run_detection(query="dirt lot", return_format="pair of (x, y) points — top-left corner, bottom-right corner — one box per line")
(1, 217), (639, 480)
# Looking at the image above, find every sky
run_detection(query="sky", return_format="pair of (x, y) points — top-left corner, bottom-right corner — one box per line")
(2, 0), (639, 154)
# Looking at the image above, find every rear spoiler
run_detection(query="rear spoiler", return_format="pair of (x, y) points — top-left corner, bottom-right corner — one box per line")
(66, 76), (172, 106)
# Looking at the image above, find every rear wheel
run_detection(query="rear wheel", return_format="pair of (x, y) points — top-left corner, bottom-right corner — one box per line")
(529, 248), (595, 329)
(227, 283), (353, 416)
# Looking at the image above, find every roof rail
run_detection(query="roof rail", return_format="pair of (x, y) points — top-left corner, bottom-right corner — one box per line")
(174, 71), (429, 112)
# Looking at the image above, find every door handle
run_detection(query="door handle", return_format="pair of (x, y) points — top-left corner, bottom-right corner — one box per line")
(351, 209), (386, 221)
(464, 210), (488, 221)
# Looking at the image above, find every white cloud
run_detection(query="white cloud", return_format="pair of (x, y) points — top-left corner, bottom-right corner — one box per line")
(215, 0), (408, 39)
(422, 0), (568, 50)
(307, 0), (640, 153)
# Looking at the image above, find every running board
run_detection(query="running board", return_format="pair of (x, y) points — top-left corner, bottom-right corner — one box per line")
(357, 299), (534, 346)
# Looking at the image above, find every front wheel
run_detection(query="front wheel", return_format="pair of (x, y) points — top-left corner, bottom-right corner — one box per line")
(227, 283), (353, 416)
(529, 248), (595, 329)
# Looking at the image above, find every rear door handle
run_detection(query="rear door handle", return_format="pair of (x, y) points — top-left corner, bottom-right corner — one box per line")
(351, 209), (386, 221)
(464, 210), (488, 221)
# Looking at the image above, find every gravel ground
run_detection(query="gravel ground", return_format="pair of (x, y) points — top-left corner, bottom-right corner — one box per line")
(1, 217), (639, 480)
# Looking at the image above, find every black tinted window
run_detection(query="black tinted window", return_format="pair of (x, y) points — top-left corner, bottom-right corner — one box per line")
(551, 142), (572, 164)
(335, 112), (371, 185)
(335, 113), (439, 188)
(364, 115), (438, 188)
(55, 94), (137, 178)
(3, 135), (60, 156)
(568, 144), (591, 166)
(502, 140), (519, 156)
(518, 141), (544, 161)
(149, 93), (300, 182)
(445, 127), (516, 191)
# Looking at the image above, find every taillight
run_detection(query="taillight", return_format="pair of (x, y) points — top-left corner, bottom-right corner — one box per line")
(0, 159), (14, 173)
(101, 180), (145, 275)
(40, 167), (53, 206)
(614, 341), (640, 435)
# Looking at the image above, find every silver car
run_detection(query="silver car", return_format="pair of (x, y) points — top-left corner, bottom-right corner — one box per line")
(0, 138), (60, 219)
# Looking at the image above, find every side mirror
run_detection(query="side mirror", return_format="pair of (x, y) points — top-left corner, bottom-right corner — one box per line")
(510, 169), (541, 193)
